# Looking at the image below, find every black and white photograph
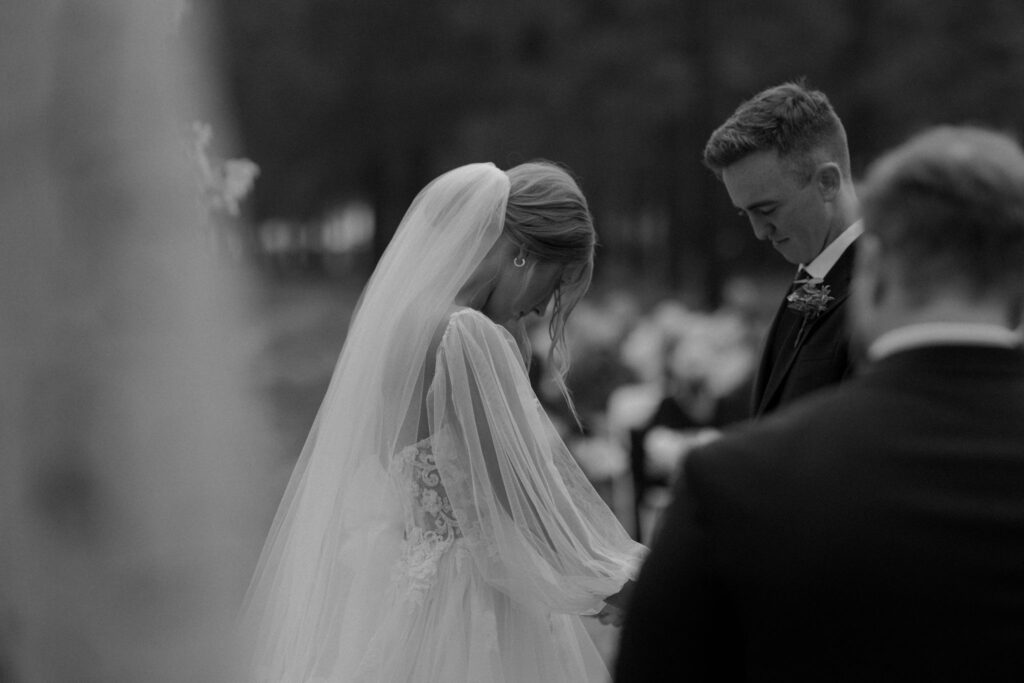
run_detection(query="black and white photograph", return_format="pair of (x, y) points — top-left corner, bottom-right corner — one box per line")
(4, 1), (1024, 681)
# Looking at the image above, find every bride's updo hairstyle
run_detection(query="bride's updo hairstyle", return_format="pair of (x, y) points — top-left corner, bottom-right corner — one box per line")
(503, 160), (596, 418)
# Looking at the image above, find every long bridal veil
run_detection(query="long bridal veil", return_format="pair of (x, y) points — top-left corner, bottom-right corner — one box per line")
(240, 162), (643, 681)
(240, 164), (510, 676)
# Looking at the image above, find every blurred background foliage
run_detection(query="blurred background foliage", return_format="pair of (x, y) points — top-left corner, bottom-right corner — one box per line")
(198, 2), (1024, 538)
(210, 0), (1024, 304)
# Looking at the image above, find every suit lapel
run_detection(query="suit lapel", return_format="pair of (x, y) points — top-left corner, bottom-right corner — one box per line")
(755, 244), (857, 416)
(751, 293), (794, 415)
(757, 292), (850, 414)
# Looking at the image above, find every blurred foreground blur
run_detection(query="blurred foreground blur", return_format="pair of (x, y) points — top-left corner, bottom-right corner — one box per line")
(1, 2), (276, 680)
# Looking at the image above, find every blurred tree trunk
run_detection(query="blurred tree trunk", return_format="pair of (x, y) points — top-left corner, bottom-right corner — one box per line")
(0, 1), (271, 680)
(369, 142), (430, 262)
(667, 0), (722, 306)
(834, 0), (882, 174)
(688, 0), (723, 308)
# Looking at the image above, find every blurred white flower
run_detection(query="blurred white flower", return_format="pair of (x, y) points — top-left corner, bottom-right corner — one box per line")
(620, 321), (667, 384)
(569, 435), (629, 481)
(567, 300), (627, 354)
(650, 300), (698, 338)
(321, 202), (375, 253)
(220, 158), (260, 215)
(620, 301), (723, 386)
(606, 383), (662, 440)
(190, 121), (215, 185)
(668, 311), (755, 398)
(186, 121), (259, 218)
(644, 426), (721, 478)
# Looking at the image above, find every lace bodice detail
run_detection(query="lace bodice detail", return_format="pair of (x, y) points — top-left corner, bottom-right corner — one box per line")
(389, 440), (464, 601)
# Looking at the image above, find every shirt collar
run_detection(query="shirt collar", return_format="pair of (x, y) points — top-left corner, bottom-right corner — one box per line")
(868, 322), (1023, 361)
(802, 220), (863, 279)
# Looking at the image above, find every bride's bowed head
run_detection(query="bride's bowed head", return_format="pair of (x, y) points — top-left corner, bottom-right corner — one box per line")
(452, 161), (596, 415)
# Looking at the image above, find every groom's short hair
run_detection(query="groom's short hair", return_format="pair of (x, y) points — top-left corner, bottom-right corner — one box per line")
(861, 125), (1024, 304)
(703, 80), (851, 184)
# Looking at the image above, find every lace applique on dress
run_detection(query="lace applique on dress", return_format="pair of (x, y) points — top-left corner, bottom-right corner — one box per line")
(390, 440), (462, 602)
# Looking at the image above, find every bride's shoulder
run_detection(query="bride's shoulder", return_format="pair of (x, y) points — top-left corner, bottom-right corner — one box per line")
(434, 307), (510, 348)
(447, 306), (490, 326)
(439, 306), (491, 337)
(428, 308), (525, 376)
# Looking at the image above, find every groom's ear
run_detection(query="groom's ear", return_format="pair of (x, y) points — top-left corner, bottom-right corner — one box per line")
(814, 163), (841, 202)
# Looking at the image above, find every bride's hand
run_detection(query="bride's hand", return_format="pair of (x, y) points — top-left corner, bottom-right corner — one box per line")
(593, 578), (636, 626)
(595, 602), (626, 627)
(603, 579), (635, 609)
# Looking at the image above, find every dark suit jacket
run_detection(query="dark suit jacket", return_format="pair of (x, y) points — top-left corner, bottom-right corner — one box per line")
(615, 344), (1024, 682)
(751, 244), (857, 417)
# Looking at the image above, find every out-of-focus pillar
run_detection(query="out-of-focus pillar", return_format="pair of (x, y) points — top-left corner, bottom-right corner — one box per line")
(0, 1), (271, 680)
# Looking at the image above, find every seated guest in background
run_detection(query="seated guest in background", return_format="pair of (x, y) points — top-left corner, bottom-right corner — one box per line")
(615, 125), (1024, 682)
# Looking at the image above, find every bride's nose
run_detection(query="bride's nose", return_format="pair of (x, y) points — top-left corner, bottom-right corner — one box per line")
(531, 292), (554, 316)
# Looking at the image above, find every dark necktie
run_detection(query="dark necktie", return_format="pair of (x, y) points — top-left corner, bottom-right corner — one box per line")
(791, 267), (813, 289)
(775, 268), (815, 353)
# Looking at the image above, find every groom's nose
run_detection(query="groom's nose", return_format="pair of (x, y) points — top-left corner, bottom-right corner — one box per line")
(751, 217), (773, 241)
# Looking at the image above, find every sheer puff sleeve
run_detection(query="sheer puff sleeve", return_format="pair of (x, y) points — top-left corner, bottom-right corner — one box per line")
(429, 308), (645, 615)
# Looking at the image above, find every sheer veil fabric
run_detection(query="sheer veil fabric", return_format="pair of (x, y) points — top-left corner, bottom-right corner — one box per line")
(241, 163), (645, 682)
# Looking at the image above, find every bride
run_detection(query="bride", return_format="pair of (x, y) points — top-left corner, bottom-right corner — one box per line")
(241, 161), (645, 682)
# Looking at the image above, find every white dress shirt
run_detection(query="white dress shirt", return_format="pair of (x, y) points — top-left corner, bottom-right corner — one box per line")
(868, 323), (1023, 361)
(802, 220), (863, 279)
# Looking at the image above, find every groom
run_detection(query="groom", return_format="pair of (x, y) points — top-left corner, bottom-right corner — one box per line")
(614, 125), (1024, 680)
(703, 81), (861, 418)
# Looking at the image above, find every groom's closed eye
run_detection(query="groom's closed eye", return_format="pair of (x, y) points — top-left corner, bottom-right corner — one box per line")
(737, 201), (778, 217)
(736, 208), (774, 219)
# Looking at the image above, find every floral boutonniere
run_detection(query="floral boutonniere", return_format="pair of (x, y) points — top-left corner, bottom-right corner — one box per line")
(786, 277), (834, 348)
(787, 277), (834, 317)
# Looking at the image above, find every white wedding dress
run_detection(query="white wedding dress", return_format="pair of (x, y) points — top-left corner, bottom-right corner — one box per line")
(241, 164), (644, 682)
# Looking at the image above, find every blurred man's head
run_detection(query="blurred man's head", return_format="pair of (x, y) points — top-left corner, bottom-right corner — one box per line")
(704, 81), (858, 265)
(851, 125), (1024, 347)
